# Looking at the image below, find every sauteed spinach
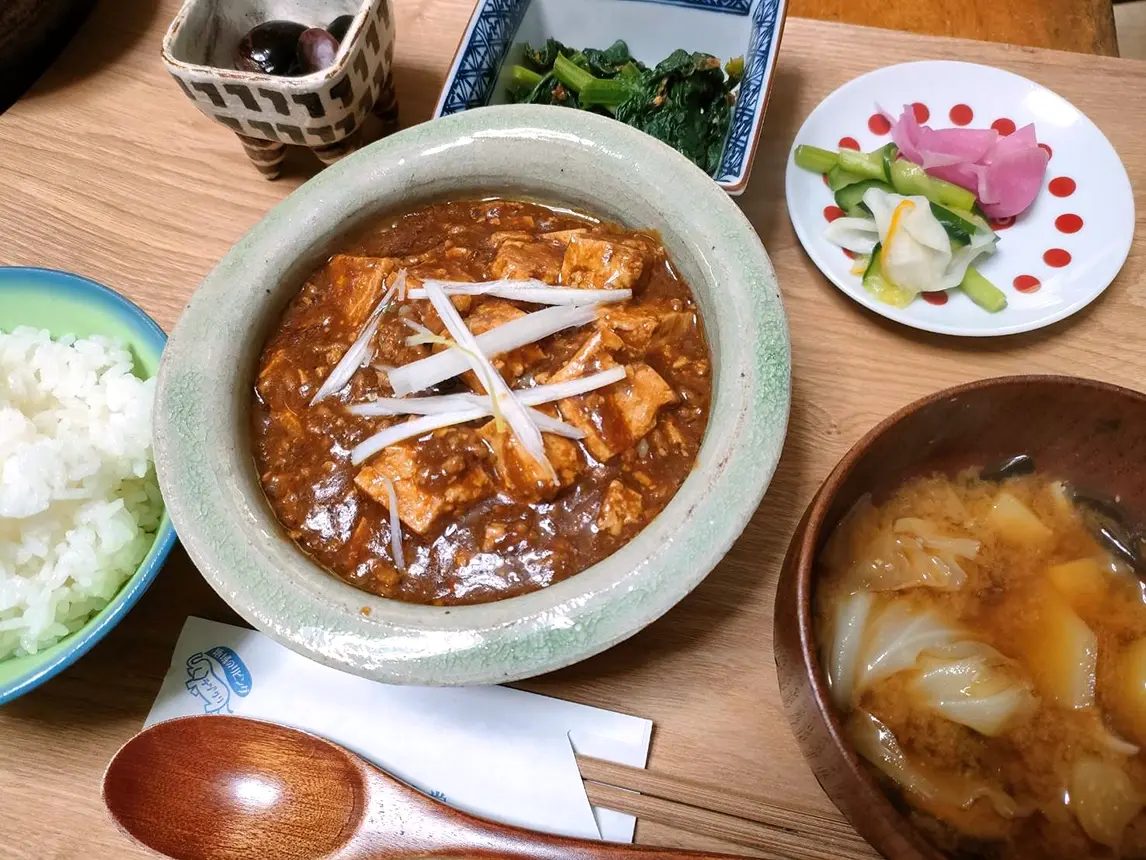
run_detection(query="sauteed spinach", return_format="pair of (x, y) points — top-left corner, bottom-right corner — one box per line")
(505, 39), (742, 177)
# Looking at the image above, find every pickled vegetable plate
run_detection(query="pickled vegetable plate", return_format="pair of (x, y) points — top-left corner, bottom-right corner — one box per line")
(785, 60), (1135, 337)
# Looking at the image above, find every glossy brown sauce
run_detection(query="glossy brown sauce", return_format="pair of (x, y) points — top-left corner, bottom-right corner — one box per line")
(252, 199), (711, 605)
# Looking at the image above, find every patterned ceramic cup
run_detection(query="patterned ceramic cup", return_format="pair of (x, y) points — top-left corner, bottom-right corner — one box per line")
(161, 0), (397, 178)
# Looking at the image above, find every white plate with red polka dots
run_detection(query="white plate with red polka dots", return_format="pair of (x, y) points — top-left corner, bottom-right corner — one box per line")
(785, 60), (1134, 337)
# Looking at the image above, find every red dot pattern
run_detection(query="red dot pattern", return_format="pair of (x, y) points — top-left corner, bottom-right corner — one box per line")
(824, 205), (846, 223)
(1013, 275), (1041, 293)
(1044, 248), (1072, 268)
(1049, 177), (1076, 197)
(912, 103), (931, 123)
(868, 113), (891, 135)
(949, 104), (973, 126)
(839, 137), (860, 151)
(922, 291), (948, 306)
(843, 249), (857, 259)
(992, 118), (1017, 136)
(989, 216), (1016, 232)
(1056, 214), (1083, 234)
(1039, 143), (1053, 160)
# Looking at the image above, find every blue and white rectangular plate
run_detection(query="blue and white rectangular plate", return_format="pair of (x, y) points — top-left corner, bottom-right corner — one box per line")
(433, 0), (788, 195)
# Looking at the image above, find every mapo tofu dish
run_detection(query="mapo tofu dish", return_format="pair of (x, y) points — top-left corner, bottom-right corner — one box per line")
(253, 200), (711, 605)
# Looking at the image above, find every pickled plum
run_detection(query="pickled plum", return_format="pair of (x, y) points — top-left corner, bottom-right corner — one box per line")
(297, 28), (340, 74)
(236, 20), (306, 75)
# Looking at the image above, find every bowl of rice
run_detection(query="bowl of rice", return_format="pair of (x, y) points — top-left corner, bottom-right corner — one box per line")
(0, 267), (175, 704)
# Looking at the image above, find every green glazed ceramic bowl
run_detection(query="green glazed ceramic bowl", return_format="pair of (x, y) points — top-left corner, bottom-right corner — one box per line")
(0, 267), (177, 704)
(154, 104), (791, 685)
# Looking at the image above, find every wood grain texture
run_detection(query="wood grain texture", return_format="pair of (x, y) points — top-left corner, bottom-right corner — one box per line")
(0, 0), (1144, 857)
(789, 0), (1119, 55)
(577, 756), (871, 858)
(582, 782), (873, 860)
(1118, 0), (1146, 59)
(105, 716), (744, 860)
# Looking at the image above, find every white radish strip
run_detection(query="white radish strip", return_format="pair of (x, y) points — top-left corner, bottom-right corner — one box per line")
(350, 409), (487, 465)
(430, 277), (551, 291)
(380, 475), (405, 572)
(409, 279), (631, 306)
(395, 268), (408, 302)
(349, 367), (627, 417)
(824, 217), (879, 255)
(311, 271), (403, 405)
(528, 410), (584, 439)
(388, 304), (597, 397)
(349, 395), (583, 438)
(422, 281), (554, 480)
(517, 366), (627, 405)
(350, 392), (482, 416)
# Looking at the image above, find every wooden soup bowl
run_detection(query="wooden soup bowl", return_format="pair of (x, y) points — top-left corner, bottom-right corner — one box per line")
(774, 375), (1146, 860)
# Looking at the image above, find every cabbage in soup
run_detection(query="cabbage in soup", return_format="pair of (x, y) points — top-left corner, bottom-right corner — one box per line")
(815, 468), (1146, 859)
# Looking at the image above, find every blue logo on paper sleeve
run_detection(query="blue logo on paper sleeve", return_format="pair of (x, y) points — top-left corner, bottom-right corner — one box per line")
(185, 646), (253, 714)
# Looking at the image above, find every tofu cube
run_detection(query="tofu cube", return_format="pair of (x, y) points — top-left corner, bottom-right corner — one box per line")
(560, 234), (646, 290)
(542, 229), (588, 244)
(255, 348), (302, 403)
(597, 303), (697, 354)
(467, 299), (527, 333)
(491, 239), (564, 283)
(597, 306), (660, 353)
(613, 363), (678, 442)
(354, 434), (491, 535)
(597, 480), (644, 536)
(477, 419), (583, 500)
(547, 327), (624, 385)
(325, 255), (397, 327)
(557, 362), (677, 462)
(461, 300), (544, 390)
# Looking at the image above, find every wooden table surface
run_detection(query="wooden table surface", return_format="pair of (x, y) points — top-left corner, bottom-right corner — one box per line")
(0, 0), (1117, 113)
(789, 0), (1119, 55)
(1, 0), (1143, 858)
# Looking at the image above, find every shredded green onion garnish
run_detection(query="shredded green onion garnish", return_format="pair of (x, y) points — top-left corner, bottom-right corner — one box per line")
(404, 329), (507, 431)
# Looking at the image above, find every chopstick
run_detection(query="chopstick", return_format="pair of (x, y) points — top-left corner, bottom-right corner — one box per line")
(576, 756), (877, 859)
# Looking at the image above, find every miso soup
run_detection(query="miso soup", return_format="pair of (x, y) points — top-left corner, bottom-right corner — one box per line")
(816, 469), (1146, 859)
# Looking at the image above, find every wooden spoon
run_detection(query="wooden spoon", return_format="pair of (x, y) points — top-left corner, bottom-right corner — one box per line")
(103, 714), (743, 860)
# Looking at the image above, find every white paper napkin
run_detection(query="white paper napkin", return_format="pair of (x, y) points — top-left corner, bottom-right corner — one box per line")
(145, 617), (652, 842)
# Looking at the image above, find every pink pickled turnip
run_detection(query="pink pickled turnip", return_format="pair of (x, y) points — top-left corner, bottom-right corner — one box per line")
(979, 146), (1050, 218)
(992, 123), (1038, 156)
(976, 124), (1047, 216)
(885, 107), (1049, 218)
(883, 105), (923, 163)
(916, 127), (999, 168)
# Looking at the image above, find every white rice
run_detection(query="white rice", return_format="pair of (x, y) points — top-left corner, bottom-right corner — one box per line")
(0, 326), (161, 659)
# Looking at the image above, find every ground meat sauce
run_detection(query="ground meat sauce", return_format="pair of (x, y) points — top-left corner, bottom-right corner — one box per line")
(253, 199), (711, 605)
